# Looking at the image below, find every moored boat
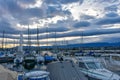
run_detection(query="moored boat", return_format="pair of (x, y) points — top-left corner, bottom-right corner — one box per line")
(76, 57), (120, 80)
(18, 71), (50, 80)
(22, 54), (36, 70)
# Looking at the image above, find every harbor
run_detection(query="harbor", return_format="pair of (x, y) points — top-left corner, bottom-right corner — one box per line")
(0, 0), (120, 80)
(0, 49), (120, 80)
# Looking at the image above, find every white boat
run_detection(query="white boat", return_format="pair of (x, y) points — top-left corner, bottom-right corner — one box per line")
(74, 50), (84, 56)
(75, 57), (120, 80)
(18, 71), (50, 80)
(101, 54), (120, 66)
(0, 51), (15, 63)
(13, 56), (23, 66)
(36, 54), (44, 64)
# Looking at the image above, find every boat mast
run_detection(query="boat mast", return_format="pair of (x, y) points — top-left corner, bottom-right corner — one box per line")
(28, 25), (30, 52)
(46, 26), (48, 53)
(14, 39), (16, 51)
(18, 31), (23, 53)
(37, 25), (40, 54)
(2, 30), (5, 51)
(55, 31), (57, 53)
(81, 31), (83, 53)
(5, 35), (7, 51)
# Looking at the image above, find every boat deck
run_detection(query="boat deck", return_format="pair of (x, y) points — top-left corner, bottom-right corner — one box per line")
(47, 61), (88, 80)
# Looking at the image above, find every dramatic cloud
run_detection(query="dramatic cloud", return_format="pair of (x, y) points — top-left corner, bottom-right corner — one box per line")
(5, 28), (119, 40)
(73, 21), (90, 28)
(0, 18), (19, 34)
(104, 4), (118, 12)
(18, 0), (36, 4)
(96, 16), (120, 25)
(0, 0), (120, 46)
(23, 26), (70, 34)
(44, 0), (82, 4)
(80, 14), (95, 20)
(105, 12), (119, 17)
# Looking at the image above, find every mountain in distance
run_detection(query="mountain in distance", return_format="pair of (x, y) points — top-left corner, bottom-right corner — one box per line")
(20, 42), (120, 49)
(67, 42), (120, 48)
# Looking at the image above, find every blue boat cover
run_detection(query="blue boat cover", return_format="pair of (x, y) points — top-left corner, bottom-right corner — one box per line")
(0, 52), (4, 57)
(18, 75), (23, 80)
(44, 56), (54, 61)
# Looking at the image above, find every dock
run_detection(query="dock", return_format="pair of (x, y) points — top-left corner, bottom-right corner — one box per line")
(47, 61), (88, 80)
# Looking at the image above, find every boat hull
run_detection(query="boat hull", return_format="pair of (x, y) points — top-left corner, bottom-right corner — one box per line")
(0, 57), (15, 63)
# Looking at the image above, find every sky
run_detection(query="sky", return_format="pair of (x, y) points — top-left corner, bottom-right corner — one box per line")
(0, 0), (120, 47)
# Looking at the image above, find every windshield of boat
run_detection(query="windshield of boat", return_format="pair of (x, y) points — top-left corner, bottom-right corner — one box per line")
(86, 62), (103, 69)
(79, 62), (88, 69)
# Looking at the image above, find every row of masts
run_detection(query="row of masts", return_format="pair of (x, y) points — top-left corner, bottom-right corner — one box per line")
(1, 30), (18, 51)
(1, 27), (84, 53)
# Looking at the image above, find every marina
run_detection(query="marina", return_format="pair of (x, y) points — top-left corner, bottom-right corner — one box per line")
(0, 50), (120, 80)
(0, 0), (120, 80)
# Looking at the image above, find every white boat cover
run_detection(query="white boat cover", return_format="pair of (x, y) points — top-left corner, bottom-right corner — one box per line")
(24, 71), (49, 78)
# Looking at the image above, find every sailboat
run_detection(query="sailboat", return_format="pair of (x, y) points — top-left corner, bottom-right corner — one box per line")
(101, 53), (120, 71)
(13, 32), (24, 67)
(36, 26), (44, 64)
(44, 27), (55, 64)
(22, 25), (36, 70)
(0, 30), (15, 63)
(74, 31), (84, 56)
(18, 70), (50, 80)
(22, 54), (36, 70)
(18, 25), (50, 80)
